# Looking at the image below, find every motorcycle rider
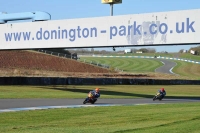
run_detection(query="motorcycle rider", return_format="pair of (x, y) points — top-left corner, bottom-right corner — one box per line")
(90, 88), (100, 102)
(158, 88), (166, 99)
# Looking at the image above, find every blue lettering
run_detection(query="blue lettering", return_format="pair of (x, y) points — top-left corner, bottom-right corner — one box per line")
(176, 22), (184, 33)
(128, 25), (132, 35)
(77, 26), (81, 38)
(36, 28), (42, 40)
(159, 23), (168, 34)
(119, 26), (126, 36)
(110, 26), (117, 39)
(133, 21), (141, 35)
(58, 27), (60, 39)
(62, 29), (67, 39)
(13, 32), (21, 41)
(69, 29), (75, 41)
(82, 28), (89, 38)
(43, 30), (50, 40)
(91, 27), (97, 37)
(51, 30), (57, 39)
(4, 33), (12, 41)
(23, 32), (31, 41)
(149, 23), (157, 34)
(186, 18), (195, 32)
(3, 18), (197, 43)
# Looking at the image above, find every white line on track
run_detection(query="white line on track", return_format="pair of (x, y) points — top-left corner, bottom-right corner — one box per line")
(0, 103), (166, 113)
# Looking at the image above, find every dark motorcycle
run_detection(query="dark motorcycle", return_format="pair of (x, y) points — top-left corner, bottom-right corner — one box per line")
(83, 91), (97, 104)
(153, 92), (164, 101)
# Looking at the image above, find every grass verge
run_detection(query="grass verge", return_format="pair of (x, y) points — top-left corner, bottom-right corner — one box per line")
(0, 102), (199, 133)
(0, 85), (199, 99)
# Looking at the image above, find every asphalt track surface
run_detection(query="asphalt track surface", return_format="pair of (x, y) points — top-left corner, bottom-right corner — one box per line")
(0, 98), (200, 111)
(0, 58), (198, 112)
(155, 59), (177, 74)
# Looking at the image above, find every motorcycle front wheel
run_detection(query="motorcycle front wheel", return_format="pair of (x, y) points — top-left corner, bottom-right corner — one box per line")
(153, 96), (157, 101)
(83, 100), (87, 104)
(83, 98), (88, 104)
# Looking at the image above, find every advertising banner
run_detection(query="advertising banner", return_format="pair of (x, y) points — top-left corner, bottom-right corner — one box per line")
(0, 9), (199, 49)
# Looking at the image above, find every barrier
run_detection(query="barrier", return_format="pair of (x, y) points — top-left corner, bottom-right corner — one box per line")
(0, 77), (199, 85)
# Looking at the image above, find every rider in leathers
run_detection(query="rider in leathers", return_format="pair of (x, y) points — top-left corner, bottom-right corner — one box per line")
(90, 88), (100, 102)
(158, 88), (166, 99)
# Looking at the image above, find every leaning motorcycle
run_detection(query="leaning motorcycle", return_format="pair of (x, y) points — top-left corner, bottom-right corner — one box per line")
(153, 92), (164, 101)
(83, 91), (97, 104)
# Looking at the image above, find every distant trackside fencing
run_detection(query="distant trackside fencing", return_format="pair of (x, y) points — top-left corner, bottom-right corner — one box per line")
(92, 55), (200, 64)
(37, 49), (78, 60)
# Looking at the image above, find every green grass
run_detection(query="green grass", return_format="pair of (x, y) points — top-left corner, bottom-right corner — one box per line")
(0, 102), (200, 133)
(0, 85), (199, 99)
(0, 85), (199, 132)
(79, 56), (200, 79)
(172, 61), (200, 80)
(104, 53), (174, 57)
(179, 53), (200, 61)
(80, 57), (163, 72)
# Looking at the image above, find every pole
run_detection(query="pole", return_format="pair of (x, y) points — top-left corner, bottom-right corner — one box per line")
(110, 3), (113, 16)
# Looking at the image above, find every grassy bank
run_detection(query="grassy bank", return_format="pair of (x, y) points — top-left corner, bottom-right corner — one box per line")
(79, 57), (200, 79)
(0, 102), (199, 133)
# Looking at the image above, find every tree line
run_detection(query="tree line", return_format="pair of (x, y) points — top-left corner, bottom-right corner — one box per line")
(179, 45), (200, 55)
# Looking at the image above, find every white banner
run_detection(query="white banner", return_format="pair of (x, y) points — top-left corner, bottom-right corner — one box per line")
(0, 9), (200, 50)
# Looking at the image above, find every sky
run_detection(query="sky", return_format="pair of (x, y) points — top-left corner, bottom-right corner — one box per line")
(0, 0), (200, 52)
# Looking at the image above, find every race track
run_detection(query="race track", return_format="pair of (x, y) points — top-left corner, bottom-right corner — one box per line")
(0, 58), (197, 113)
(0, 98), (200, 113)
(155, 59), (177, 74)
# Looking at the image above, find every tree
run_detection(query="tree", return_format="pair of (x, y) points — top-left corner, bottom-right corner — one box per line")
(131, 48), (138, 53)
(179, 49), (184, 53)
(139, 48), (148, 53)
(101, 50), (106, 54)
(147, 48), (156, 53)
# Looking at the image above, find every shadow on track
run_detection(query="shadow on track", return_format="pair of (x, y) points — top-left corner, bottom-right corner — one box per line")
(38, 86), (200, 100)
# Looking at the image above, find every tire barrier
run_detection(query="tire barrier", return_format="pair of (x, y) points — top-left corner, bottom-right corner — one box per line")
(0, 77), (200, 85)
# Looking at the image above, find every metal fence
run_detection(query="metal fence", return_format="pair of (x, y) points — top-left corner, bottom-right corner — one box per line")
(37, 49), (78, 60)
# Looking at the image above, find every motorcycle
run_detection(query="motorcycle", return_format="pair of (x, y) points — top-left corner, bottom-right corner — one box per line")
(83, 91), (97, 104)
(153, 92), (164, 101)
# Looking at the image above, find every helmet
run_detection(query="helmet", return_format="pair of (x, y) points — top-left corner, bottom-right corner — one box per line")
(95, 88), (100, 93)
(161, 88), (165, 91)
